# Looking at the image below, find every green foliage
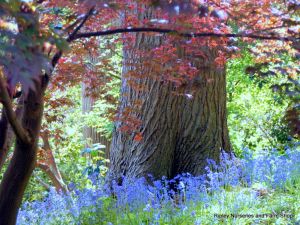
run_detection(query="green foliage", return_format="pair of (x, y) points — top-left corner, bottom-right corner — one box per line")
(82, 38), (122, 139)
(81, 143), (108, 177)
(21, 42), (121, 198)
(227, 51), (293, 154)
(82, 98), (116, 139)
(46, 86), (94, 189)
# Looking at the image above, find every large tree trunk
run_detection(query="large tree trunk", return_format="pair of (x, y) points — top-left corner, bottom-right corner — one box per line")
(0, 78), (46, 225)
(107, 11), (230, 183)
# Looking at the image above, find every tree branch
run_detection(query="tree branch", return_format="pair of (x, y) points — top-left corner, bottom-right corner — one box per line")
(74, 27), (299, 42)
(67, 7), (95, 42)
(0, 74), (31, 144)
(0, 108), (9, 170)
(51, 7), (95, 68)
(36, 133), (68, 193)
(32, 173), (51, 191)
(0, 99), (22, 170)
(0, 108), (8, 150)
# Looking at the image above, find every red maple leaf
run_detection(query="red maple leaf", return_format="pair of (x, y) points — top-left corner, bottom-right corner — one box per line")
(134, 133), (143, 142)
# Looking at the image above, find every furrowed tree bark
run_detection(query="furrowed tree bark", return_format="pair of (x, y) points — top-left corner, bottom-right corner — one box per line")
(107, 9), (230, 183)
(0, 77), (46, 225)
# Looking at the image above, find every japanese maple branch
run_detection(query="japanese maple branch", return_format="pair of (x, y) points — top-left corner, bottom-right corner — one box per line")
(0, 75), (31, 144)
(52, 7), (95, 67)
(73, 27), (299, 42)
(0, 108), (9, 149)
(67, 7), (95, 42)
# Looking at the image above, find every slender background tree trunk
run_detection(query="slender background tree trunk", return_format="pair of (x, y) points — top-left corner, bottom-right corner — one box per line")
(82, 82), (111, 161)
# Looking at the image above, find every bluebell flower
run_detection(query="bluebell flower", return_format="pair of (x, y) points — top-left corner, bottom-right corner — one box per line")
(17, 148), (300, 225)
